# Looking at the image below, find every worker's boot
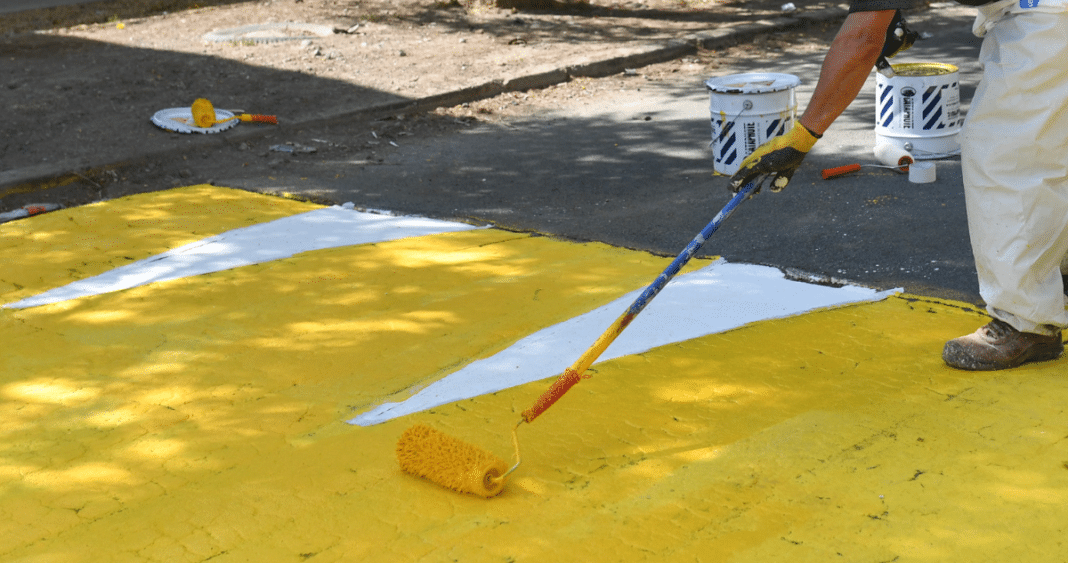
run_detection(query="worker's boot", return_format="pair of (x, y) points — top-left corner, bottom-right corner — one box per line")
(943, 318), (1063, 371)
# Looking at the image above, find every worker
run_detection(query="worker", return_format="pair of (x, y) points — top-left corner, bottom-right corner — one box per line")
(729, 0), (1067, 371)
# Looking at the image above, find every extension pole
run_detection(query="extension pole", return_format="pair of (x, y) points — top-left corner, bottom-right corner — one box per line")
(520, 180), (759, 424)
(397, 182), (759, 496)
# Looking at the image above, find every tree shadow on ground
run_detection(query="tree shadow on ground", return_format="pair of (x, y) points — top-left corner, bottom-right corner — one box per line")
(0, 30), (410, 207)
(0, 0), (255, 34)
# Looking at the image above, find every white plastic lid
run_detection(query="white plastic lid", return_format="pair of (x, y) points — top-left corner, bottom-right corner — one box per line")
(705, 73), (801, 94)
(150, 107), (238, 134)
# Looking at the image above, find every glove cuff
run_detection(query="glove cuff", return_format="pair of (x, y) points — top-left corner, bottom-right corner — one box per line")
(794, 123), (821, 151)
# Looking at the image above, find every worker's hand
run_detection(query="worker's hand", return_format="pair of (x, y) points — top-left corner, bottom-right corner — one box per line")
(729, 123), (820, 194)
(880, 10), (919, 60)
(875, 10), (920, 74)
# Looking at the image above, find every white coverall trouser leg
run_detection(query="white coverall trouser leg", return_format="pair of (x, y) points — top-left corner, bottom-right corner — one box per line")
(961, 9), (1068, 336)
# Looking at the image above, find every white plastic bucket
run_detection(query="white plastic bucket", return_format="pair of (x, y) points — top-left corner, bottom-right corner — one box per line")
(875, 62), (963, 159)
(706, 73), (800, 175)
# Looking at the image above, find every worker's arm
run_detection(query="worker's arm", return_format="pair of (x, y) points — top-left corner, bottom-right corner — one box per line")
(799, 10), (898, 135)
(729, 9), (898, 193)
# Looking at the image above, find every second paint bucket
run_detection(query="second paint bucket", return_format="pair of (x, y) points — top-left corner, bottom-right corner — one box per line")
(706, 73), (800, 175)
(875, 62), (963, 159)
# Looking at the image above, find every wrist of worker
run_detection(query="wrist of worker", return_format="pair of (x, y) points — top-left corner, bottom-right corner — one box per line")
(790, 121), (822, 153)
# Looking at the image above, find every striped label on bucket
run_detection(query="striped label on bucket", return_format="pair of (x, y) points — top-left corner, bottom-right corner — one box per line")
(713, 118), (739, 168)
(711, 116), (788, 171)
(878, 82), (960, 132)
(879, 82), (895, 129)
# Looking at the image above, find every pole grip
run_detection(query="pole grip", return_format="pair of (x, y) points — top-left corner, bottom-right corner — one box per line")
(521, 368), (585, 423)
(240, 114), (278, 124)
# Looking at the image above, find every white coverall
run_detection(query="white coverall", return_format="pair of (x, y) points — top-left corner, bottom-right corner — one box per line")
(961, 0), (1068, 335)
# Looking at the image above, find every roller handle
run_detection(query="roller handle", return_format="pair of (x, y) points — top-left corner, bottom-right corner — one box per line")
(239, 114), (278, 124)
(521, 368), (586, 423)
(821, 163), (862, 179)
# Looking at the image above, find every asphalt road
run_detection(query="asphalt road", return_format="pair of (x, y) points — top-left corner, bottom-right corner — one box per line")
(193, 5), (986, 303)
(9, 3), (988, 304)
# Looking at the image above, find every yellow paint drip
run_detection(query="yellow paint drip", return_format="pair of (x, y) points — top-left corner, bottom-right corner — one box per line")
(2, 187), (1068, 561)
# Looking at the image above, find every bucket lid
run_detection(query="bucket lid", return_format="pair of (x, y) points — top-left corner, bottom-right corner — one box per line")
(705, 73), (800, 94)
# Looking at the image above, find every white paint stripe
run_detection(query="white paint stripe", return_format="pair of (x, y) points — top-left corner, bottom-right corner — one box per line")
(3, 206), (480, 310)
(348, 261), (900, 426)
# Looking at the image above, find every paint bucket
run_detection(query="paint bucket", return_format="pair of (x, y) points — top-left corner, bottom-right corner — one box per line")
(875, 62), (963, 160)
(706, 73), (800, 175)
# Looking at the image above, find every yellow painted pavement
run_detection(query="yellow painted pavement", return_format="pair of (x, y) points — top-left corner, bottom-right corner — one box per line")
(2, 186), (1067, 562)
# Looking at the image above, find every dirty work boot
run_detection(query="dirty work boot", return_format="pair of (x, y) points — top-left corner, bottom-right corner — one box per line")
(943, 318), (1064, 371)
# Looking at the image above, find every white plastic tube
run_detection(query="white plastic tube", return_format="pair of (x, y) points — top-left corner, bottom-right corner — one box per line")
(909, 161), (936, 183)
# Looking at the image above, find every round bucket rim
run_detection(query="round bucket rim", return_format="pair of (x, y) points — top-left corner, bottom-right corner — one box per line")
(705, 72), (801, 94)
(889, 62), (959, 76)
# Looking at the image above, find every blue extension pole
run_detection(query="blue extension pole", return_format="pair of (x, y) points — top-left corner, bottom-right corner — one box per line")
(521, 181), (758, 423)
(623, 180), (758, 319)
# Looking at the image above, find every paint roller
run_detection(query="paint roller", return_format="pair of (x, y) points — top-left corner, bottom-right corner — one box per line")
(395, 181), (761, 497)
(396, 424), (512, 497)
(191, 98), (277, 128)
(821, 142), (913, 179)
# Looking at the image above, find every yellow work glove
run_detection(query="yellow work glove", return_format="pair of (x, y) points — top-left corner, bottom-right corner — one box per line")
(729, 123), (820, 194)
(881, 10), (919, 60)
(876, 10), (921, 75)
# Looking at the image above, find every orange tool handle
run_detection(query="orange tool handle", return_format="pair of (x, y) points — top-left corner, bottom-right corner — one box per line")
(821, 163), (862, 179)
(521, 368), (587, 423)
(239, 114), (278, 124)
